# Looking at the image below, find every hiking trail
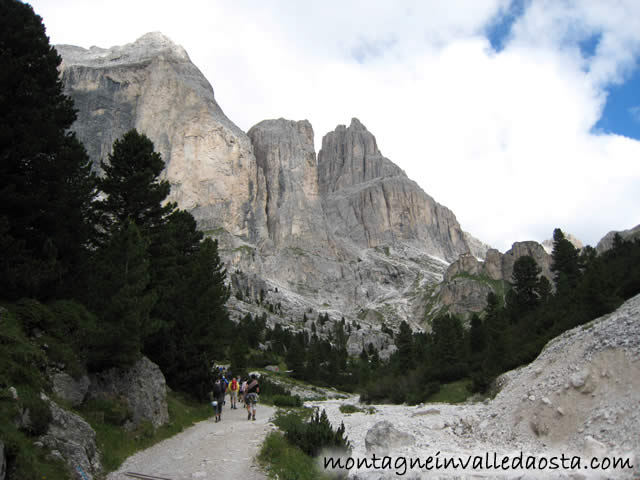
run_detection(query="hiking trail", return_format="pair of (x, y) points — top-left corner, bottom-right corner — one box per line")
(106, 403), (276, 480)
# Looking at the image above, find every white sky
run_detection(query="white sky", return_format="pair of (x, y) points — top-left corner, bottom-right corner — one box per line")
(30, 0), (640, 252)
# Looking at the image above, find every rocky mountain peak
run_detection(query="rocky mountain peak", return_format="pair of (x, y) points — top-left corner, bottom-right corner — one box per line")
(542, 232), (584, 255)
(58, 32), (190, 69)
(247, 118), (328, 249)
(58, 33), (485, 330)
(318, 118), (405, 195)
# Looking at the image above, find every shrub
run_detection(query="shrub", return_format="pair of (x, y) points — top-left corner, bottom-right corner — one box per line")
(20, 389), (52, 436)
(82, 395), (132, 426)
(284, 409), (352, 458)
(272, 394), (303, 408)
(338, 404), (362, 414)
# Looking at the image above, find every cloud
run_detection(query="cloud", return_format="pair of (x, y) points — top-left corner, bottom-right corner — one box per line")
(30, 0), (640, 251)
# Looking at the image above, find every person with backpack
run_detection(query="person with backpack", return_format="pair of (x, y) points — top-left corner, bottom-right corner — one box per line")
(212, 378), (225, 422)
(245, 374), (260, 421)
(221, 376), (229, 405)
(239, 378), (248, 407)
(229, 377), (240, 409)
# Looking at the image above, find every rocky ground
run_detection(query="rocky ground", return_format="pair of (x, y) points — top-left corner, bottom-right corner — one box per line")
(106, 403), (276, 480)
(101, 295), (640, 480)
(308, 294), (640, 479)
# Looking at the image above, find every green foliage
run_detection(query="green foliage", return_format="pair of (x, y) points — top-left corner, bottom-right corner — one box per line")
(280, 408), (352, 458)
(423, 378), (472, 404)
(338, 404), (363, 414)
(83, 390), (212, 473)
(551, 228), (581, 292)
(0, 307), (70, 479)
(81, 395), (132, 426)
(259, 432), (334, 480)
(271, 394), (304, 408)
(19, 389), (52, 436)
(511, 255), (542, 313)
(84, 220), (154, 370)
(0, 0), (96, 301)
(94, 129), (174, 239)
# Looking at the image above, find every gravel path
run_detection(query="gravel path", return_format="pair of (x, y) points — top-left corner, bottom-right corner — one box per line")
(106, 402), (276, 480)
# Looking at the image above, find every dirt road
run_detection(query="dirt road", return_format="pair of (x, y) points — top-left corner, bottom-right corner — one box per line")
(106, 402), (276, 480)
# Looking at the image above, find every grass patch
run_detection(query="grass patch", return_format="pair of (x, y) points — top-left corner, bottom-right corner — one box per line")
(232, 245), (255, 254)
(259, 432), (335, 480)
(262, 408), (350, 479)
(338, 404), (362, 414)
(82, 390), (212, 473)
(424, 378), (472, 404)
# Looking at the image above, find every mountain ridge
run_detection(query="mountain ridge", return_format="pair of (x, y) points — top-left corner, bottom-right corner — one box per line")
(57, 32), (488, 334)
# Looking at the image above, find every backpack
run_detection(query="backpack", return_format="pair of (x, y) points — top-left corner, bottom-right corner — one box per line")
(230, 379), (238, 391)
(213, 381), (224, 396)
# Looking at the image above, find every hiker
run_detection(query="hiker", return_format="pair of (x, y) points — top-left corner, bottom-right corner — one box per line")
(238, 377), (246, 407)
(221, 376), (229, 405)
(245, 374), (260, 421)
(229, 376), (239, 409)
(212, 378), (225, 422)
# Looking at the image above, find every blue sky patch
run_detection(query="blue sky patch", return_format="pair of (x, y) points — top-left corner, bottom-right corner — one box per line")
(578, 32), (601, 60)
(486, 0), (530, 52)
(593, 64), (640, 140)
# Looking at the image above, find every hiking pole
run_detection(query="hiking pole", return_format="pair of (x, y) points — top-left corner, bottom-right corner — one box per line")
(124, 472), (173, 480)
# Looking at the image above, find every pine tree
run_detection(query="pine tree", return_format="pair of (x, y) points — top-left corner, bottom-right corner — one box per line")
(0, 0), (96, 299)
(550, 228), (581, 292)
(511, 255), (542, 314)
(85, 221), (155, 370)
(95, 129), (175, 241)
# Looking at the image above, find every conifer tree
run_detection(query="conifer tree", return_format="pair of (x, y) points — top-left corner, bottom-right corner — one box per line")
(550, 228), (581, 292)
(511, 255), (542, 313)
(94, 129), (175, 241)
(85, 221), (155, 370)
(0, 0), (96, 299)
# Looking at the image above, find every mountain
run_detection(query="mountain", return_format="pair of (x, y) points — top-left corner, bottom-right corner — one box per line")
(541, 233), (583, 254)
(430, 241), (552, 319)
(596, 224), (640, 254)
(57, 32), (486, 341)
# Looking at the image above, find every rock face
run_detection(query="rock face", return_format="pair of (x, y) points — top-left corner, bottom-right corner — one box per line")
(314, 294), (640, 479)
(58, 33), (485, 334)
(596, 224), (640, 254)
(40, 398), (101, 480)
(431, 241), (552, 319)
(318, 119), (471, 261)
(247, 119), (329, 251)
(57, 33), (267, 240)
(87, 356), (168, 429)
(52, 372), (90, 407)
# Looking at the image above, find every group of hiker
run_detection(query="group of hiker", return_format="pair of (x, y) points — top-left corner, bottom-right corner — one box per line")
(210, 373), (260, 423)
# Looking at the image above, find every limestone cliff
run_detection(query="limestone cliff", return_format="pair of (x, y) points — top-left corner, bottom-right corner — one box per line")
(431, 241), (552, 320)
(318, 119), (472, 262)
(57, 32), (267, 240)
(596, 224), (640, 254)
(247, 119), (329, 251)
(57, 32), (486, 336)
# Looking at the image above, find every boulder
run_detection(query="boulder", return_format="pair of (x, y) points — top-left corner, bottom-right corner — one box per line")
(40, 398), (101, 480)
(364, 420), (415, 454)
(88, 356), (168, 429)
(52, 372), (90, 407)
